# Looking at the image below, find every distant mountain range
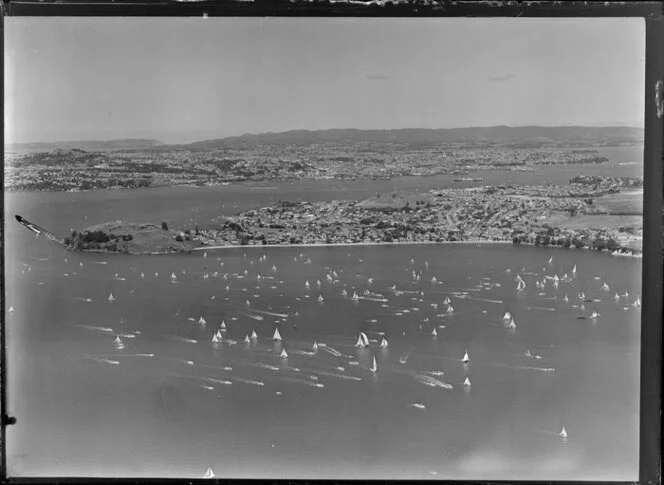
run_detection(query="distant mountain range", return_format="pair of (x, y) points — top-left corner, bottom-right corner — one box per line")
(185, 126), (644, 149)
(7, 126), (644, 153)
(6, 138), (164, 153)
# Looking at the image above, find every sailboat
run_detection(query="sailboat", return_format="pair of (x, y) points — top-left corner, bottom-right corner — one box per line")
(280, 348), (288, 359)
(220, 320), (226, 330)
(503, 311), (512, 321)
(369, 356), (378, 373)
(352, 291), (360, 301)
(443, 296), (451, 305)
(553, 274), (559, 282)
(563, 294), (569, 302)
(244, 334), (251, 344)
(341, 288), (348, 297)
(246, 300), (251, 307)
(548, 256), (553, 264)
(170, 272), (177, 280)
(463, 377), (471, 387)
(114, 335), (125, 349)
(251, 329), (258, 339)
(202, 466), (215, 479)
(578, 291), (585, 300)
(559, 426), (568, 439)
(462, 350), (470, 363)
(380, 337), (388, 349)
(317, 294), (324, 303)
(614, 293), (620, 301)
(508, 318), (516, 329)
(140, 272), (145, 279)
(273, 327), (282, 341)
(590, 311), (600, 319)
(633, 296), (641, 307)
(524, 349), (532, 358)
(316, 279), (322, 287)
(215, 330), (222, 340)
(517, 279), (526, 292)
(313, 341), (319, 351)
(272, 264), (277, 272)
(446, 305), (454, 314)
(199, 316), (207, 325)
(305, 280), (310, 290)
(8, 306), (14, 313)
(572, 265), (577, 274)
(431, 276), (437, 283)
(431, 328), (437, 337)
(212, 333), (220, 343)
(602, 282), (609, 291)
(355, 332), (369, 348)
(108, 293), (116, 302)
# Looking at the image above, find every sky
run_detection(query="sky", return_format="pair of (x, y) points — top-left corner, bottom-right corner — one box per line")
(4, 17), (645, 144)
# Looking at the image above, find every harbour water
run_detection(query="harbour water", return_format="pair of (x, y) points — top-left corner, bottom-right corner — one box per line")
(3, 158), (642, 480)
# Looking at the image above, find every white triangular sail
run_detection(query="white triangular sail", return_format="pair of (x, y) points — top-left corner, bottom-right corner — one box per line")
(432, 328), (437, 337)
(212, 333), (220, 343)
(108, 293), (115, 302)
(463, 377), (471, 387)
(503, 311), (512, 321)
(244, 334), (251, 344)
(203, 467), (215, 479)
(462, 350), (470, 363)
(220, 320), (226, 330)
(370, 356), (377, 373)
(572, 265), (577, 274)
(114, 335), (125, 349)
(251, 329), (258, 339)
(352, 291), (359, 301)
(355, 334), (366, 348)
(559, 426), (568, 439)
(199, 316), (207, 325)
(280, 348), (288, 358)
(8, 306), (14, 313)
(273, 327), (282, 341)
(318, 294), (324, 302)
(313, 341), (319, 351)
(380, 337), (388, 349)
(508, 318), (516, 329)
(305, 280), (310, 289)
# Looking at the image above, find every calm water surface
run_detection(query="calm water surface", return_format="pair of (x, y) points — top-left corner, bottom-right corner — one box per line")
(4, 160), (642, 480)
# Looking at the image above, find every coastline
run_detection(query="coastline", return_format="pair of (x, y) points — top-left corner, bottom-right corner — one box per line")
(193, 239), (513, 251)
(191, 238), (641, 258)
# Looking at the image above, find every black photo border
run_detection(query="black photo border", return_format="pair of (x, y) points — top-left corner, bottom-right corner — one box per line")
(1, 2), (662, 484)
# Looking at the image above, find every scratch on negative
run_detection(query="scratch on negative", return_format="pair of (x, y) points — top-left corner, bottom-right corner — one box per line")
(656, 80), (664, 119)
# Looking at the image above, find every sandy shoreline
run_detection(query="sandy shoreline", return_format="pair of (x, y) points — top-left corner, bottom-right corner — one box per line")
(194, 240), (513, 251)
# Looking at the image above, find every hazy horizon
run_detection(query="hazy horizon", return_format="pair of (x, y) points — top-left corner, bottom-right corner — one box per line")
(5, 17), (645, 145)
(4, 122), (645, 147)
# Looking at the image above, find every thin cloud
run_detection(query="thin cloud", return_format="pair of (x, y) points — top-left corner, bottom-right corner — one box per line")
(366, 74), (389, 81)
(487, 71), (515, 82)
